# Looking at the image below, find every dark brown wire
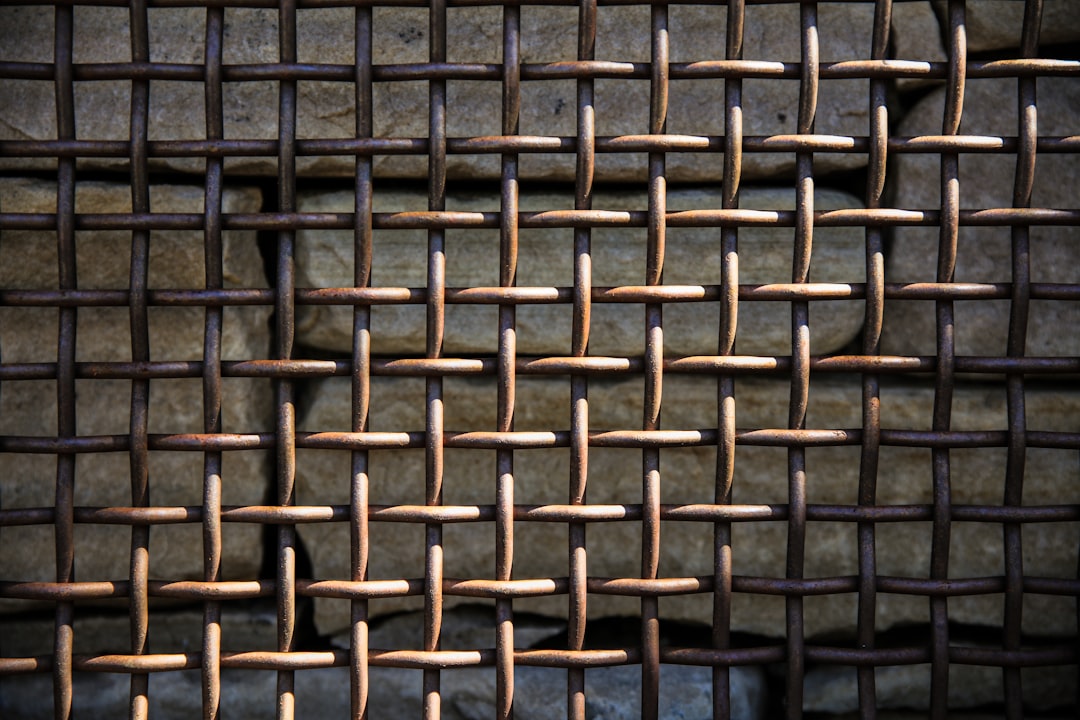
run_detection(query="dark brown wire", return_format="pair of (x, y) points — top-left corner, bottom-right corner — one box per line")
(127, 2), (152, 718)
(201, 6), (226, 718)
(274, 3), (300, 719)
(495, 4), (521, 718)
(927, 2), (965, 717)
(350, 4), (375, 719)
(424, 1), (449, 717)
(1002, 2), (1042, 717)
(856, 1), (890, 716)
(782, 3), (818, 716)
(568, 0), (596, 716)
(52, 7), (76, 720)
(713, 1), (743, 716)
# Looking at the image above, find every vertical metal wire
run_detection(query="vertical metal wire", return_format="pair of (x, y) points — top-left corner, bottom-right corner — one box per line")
(857, 2), (891, 717)
(785, 3), (818, 717)
(640, 5), (668, 718)
(276, 2), (300, 718)
(568, 0), (596, 716)
(424, 1), (449, 717)
(52, 7), (77, 719)
(201, 7), (226, 719)
(496, 4), (521, 718)
(930, 2), (966, 716)
(1003, 2), (1042, 717)
(714, 2), (743, 717)
(350, 4), (375, 718)
(127, 2), (152, 718)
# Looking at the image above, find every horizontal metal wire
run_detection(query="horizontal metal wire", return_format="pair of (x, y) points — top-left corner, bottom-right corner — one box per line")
(4, 502), (1080, 527)
(2, 428), (1080, 453)
(4, 135), (1080, 160)
(5, 282), (1080, 308)
(3, 58), (1080, 83)
(4, 574), (1080, 605)
(5, 208), (1080, 231)
(3, 641), (1073, 676)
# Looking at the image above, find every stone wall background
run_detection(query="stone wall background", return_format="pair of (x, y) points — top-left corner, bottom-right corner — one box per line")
(1, 2), (1078, 717)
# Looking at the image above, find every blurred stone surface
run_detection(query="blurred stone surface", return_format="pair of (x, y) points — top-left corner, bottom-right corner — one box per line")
(0, 605), (278, 657)
(930, 0), (1080, 53)
(803, 639), (1077, 713)
(882, 77), (1080, 360)
(0, 3), (875, 181)
(353, 604), (566, 652)
(0, 179), (272, 612)
(296, 372), (1079, 638)
(307, 662), (766, 719)
(0, 606), (278, 718)
(0, 605), (767, 719)
(0, 670), (285, 720)
(326, 607), (769, 720)
(295, 186), (867, 358)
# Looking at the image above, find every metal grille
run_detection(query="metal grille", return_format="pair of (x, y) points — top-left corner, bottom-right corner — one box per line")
(1, 1), (1078, 718)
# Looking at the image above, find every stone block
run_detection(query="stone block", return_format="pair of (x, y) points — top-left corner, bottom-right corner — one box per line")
(355, 604), (566, 652)
(0, 605), (768, 719)
(295, 372), (1079, 639)
(930, 0), (1080, 53)
(308, 662), (766, 719)
(0, 179), (272, 612)
(0, 606), (280, 719)
(2, 604), (278, 716)
(882, 77), (1080, 360)
(804, 640), (1076, 713)
(889, 1), (947, 91)
(320, 607), (766, 719)
(0, 4), (876, 181)
(295, 186), (867, 358)
(0, 605), (278, 658)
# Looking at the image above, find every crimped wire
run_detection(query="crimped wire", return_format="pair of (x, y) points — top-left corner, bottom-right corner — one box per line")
(0, 4), (1075, 720)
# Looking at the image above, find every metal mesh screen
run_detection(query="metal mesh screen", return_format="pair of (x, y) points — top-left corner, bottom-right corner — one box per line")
(1, 0), (1078, 718)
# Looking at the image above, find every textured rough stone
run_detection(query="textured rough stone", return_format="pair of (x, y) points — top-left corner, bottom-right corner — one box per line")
(310, 663), (768, 719)
(1, 670), (281, 720)
(889, 1), (947, 90)
(296, 373), (1079, 638)
(0, 605), (278, 658)
(334, 609), (766, 719)
(295, 186), (867, 357)
(0, 606), (768, 719)
(930, 0), (1080, 53)
(0, 4), (875, 181)
(0, 179), (272, 612)
(348, 605), (566, 652)
(804, 643), (1077, 713)
(882, 77), (1080, 360)
(0, 606), (279, 719)
(323, 609), (769, 720)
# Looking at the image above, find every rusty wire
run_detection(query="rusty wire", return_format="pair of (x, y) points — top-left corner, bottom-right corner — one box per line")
(1, 0), (1079, 719)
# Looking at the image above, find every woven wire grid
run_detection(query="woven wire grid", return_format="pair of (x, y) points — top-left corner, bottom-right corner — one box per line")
(0, 0), (1079, 718)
